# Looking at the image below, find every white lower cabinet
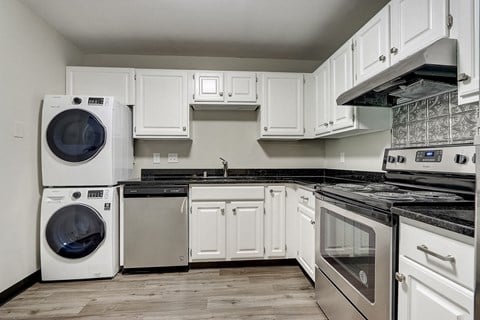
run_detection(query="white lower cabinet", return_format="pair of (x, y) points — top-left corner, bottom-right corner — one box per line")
(397, 219), (474, 320)
(398, 257), (473, 320)
(265, 186), (286, 257)
(228, 201), (264, 259)
(297, 203), (315, 281)
(190, 202), (226, 260)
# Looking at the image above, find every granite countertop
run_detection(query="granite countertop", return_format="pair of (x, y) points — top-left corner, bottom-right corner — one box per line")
(391, 203), (475, 237)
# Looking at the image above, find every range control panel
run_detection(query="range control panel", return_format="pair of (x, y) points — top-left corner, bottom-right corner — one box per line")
(415, 150), (443, 162)
(384, 145), (475, 174)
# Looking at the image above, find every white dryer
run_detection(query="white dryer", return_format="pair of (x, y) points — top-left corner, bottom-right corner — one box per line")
(41, 95), (133, 187)
(40, 187), (120, 281)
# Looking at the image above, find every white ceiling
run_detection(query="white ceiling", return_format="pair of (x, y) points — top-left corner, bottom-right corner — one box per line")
(21, 0), (388, 61)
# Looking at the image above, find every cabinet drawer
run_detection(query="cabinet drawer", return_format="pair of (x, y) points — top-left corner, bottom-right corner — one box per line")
(297, 187), (315, 209)
(190, 186), (265, 201)
(400, 220), (474, 290)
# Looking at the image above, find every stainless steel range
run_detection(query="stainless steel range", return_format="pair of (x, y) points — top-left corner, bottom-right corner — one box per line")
(315, 144), (476, 320)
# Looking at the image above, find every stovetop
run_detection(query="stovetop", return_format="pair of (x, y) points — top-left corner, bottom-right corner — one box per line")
(319, 182), (472, 212)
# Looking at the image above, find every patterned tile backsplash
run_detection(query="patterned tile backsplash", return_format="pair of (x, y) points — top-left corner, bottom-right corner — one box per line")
(391, 90), (479, 147)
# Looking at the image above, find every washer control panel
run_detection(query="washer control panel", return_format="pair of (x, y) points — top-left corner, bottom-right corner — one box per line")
(87, 190), (104, 198)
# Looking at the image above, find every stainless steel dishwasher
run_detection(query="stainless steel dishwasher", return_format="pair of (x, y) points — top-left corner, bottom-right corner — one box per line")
(123, 184), (188, 270)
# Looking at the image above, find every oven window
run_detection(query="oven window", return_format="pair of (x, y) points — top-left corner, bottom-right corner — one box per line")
(320, 208), (376, 303)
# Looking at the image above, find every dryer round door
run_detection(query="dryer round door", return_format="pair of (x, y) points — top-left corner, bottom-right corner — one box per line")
(45, 204), (106, 259)
(46, 109), (106, 163)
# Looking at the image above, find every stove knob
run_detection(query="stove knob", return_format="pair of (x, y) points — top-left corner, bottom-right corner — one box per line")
(397, 155), (406, 163)
(387, 156), (396, 163)
(454, 154), (468, 164)
(72, 191), (81, 199)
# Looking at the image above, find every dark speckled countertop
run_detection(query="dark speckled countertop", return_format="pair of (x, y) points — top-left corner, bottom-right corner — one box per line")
(391, 203), (475, 237)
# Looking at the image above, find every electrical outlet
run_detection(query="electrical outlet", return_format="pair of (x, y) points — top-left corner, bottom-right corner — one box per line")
(340, 152), (345, 163)
(168, 153), (178, 163)
(153, 153), (160, 164)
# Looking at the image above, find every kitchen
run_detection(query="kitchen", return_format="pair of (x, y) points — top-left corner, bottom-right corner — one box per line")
(0, 0), (478, 319)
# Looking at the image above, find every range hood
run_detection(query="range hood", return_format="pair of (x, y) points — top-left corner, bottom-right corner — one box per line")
(337, 38), (458, 107)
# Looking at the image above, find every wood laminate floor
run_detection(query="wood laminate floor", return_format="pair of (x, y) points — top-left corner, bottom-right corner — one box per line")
(0, 266), (327, 319)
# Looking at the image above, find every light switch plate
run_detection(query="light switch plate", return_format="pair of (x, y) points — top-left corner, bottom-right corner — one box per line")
(153, 153), (161, 164)
(14, 121), (25, 138)
(168, 153), (178, 163)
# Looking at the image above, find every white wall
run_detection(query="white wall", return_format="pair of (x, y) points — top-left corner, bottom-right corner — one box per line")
(134, 111), (325, 177)
(324, 130), (391, 172)
(0, 0), (83, 292)
(83, 54), (321, 73)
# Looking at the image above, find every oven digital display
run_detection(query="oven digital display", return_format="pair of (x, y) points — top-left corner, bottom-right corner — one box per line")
(415, 150), (442, 162)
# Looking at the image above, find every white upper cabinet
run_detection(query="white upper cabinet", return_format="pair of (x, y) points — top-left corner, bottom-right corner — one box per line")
(225, 72), (257, 103)
(193, 72), (224, 102)
(452, 0), (479, 104)
(330, 40), (355, 131)
(228, 201), (264, 259)
(353, 4), (391, 85)
(66, 66), (135, 105)
(260, 73), (304, 138)
(191, 71), (259, 106)
(390, 0), (449, 65)
(265, 186), (286, 258)
(134, 69), (189, 138)
(313, 61), (330, 136)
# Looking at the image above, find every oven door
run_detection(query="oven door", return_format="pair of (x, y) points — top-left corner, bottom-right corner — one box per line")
(315, 197), (392, 320)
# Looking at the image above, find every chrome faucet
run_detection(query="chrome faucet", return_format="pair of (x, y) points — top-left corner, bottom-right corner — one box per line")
(219, 157), (228, 177)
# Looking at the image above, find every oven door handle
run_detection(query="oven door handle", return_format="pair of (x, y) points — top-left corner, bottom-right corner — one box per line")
(416, 244), (456, 263)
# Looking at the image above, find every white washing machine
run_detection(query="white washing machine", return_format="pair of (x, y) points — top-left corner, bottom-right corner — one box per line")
(40, 187), (120, 281)
(41, 95), (133, 187)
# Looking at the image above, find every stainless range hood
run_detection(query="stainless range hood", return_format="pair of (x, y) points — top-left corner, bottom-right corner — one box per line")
(337, 38), (458, 107)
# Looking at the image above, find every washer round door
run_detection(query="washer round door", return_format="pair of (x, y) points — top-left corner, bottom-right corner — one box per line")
(46, 109), (106, 163)
(45, 204), (106, 259)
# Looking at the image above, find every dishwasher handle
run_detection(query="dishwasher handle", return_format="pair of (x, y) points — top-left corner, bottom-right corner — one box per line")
(124, 185), (188, 197)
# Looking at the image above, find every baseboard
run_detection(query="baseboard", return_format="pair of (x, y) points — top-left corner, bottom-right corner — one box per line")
(190, 258), (298, 269)
(0, 270), (41, 306)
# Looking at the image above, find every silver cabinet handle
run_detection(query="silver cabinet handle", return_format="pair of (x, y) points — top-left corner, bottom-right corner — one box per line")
(329, 121), (334, 125)
(300, 196), (308, 201)
(390, 47), (398, 54)
(458, 73), (470, 82)
(379, 55), (386, 62)
(323, 122), (329, 127)
(269, 189), (274, 195)
(219, 92), (224, 97)
(182, 126), (186, 131)
(221, 208), (225, 215)
(310, 220), (315, 225)
(232, 208), (237, 215)
(228, 92), (232, 97)
(416, 244), (455, 262)
(264, 126), (268, 131)
(395, 272), (405, 282)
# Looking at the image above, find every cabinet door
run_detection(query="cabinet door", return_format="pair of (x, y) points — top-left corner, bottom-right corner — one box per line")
(261, 73), (304, 136)
(390, 0), (449, 65)
(330, 40), (355, 131)
(190, 202), (226, 260)
(353, 5), (390, 85)
(228, 201), (264, 259)
(397, 256), (473, 320)
(314, 62), (331, 136)
(455, 0), (479, 104)
(135, 69), (189, 137)
(298, 204), (315, 280)
(265, 186), (286, 257)
(225, 72), (257, 103)
(193, 72), (224, 102)
(66, 66), (135, 105)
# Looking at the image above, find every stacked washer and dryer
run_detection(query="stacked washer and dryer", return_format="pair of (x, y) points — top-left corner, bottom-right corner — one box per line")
(40, 95), (133, 281)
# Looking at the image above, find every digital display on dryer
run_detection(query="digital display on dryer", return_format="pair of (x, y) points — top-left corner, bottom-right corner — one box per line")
(88, 97), (104, 105)
(87, 190), (104, 198)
